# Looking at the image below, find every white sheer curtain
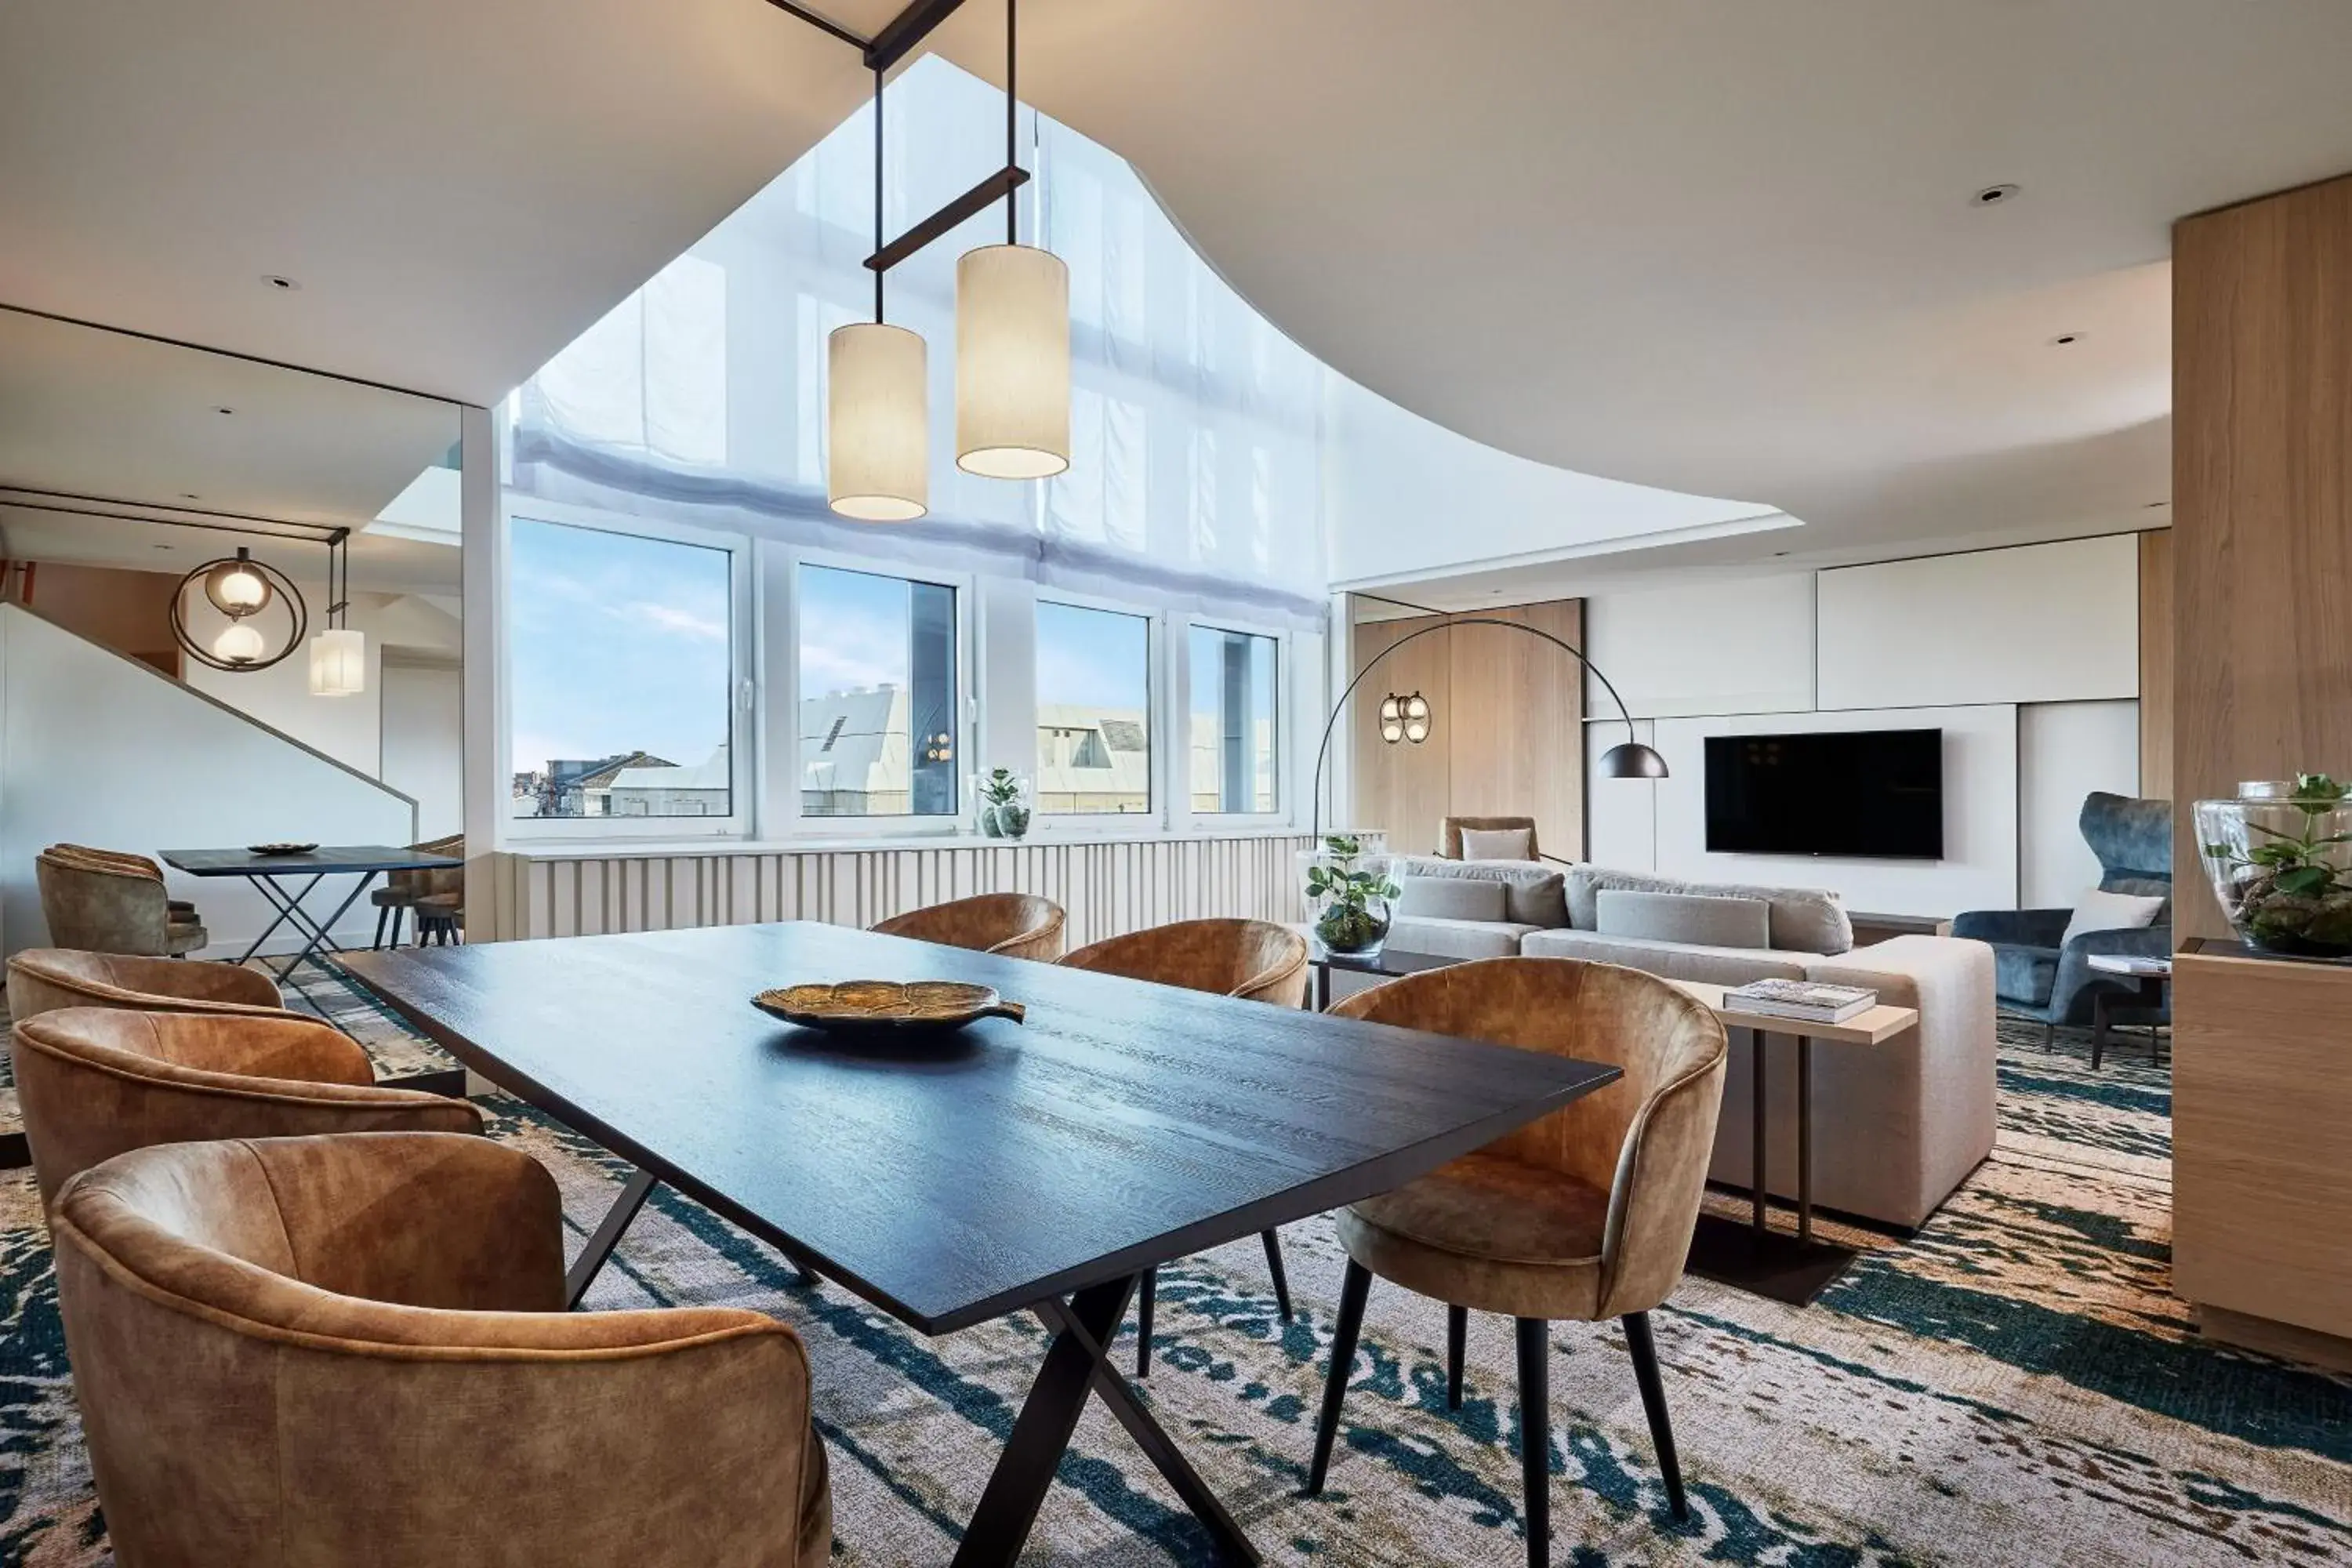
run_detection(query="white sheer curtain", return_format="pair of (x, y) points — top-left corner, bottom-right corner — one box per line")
(510, 56), (1327, 627)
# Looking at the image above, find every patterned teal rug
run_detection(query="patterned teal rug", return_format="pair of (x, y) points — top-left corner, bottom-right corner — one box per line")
(2, 1004), (2347, 1566)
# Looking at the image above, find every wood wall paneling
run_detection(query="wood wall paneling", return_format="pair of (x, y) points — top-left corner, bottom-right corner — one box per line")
(2173, 173), (2352, 941)
(1346, 599), (1585, 859)
(2137, 530), (2173, 800)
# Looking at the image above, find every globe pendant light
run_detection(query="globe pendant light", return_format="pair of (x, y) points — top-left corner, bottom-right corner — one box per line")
(204, 548), (272, 615)
(213, 621), (267, 665)
(827, 67), (928, 522)
(307, 532), (366, 697)
(955, 0), (1069, 480)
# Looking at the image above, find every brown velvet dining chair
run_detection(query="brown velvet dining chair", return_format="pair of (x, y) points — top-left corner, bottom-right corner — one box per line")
(870, 892), (1067, 962)
(6, 948), (302, 1025)
(51, 1132), (833, 1566)
(371, 831), (465, 947)
(1059, 916), (1311, 1372)
(34, 847), (208, 956)
(1308, 956), (1728, 1566)
(9, 1006), (482, 1205)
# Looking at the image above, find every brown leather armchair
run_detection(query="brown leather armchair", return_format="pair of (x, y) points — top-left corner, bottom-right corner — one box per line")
(1308, 957), (1727, 1566)
(872, 892), (1067, 961)
(7, 947), (297, 1024)
(1060, 916), (1310, 1370)
(372, 832), (464, 947)
(34, 848), (206, 956)
(10, 1007), (482, 1204)
(52, 1133), (832, 1566)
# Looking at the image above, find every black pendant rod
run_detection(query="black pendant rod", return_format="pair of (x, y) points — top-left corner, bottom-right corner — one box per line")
(0, 485), (346, 542)
(1007, 0), (1018, 245)
(873, 67), (886, 321)
(0, 496), (347, 548)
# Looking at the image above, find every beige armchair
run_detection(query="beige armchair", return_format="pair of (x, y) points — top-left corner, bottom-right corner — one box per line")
(1311, 957), (1727, 1565)
(872, 892), (1067, 962)
(52, 1132), (832, 1566)
(11, 1006), (482, 1204)
(7, 948), (296, 1024)
(1060, 917), (1311, 1371)
(35, 847), (206, 956)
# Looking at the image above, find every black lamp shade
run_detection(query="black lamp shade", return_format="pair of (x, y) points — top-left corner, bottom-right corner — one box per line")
(1598, 741), (1669, 779)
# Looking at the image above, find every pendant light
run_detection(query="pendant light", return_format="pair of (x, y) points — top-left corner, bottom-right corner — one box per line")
(171, 545), (305, 673)
(828, 68), (929, 521)
(955, 0), (1069, 480)
(308, 532), (367, 696)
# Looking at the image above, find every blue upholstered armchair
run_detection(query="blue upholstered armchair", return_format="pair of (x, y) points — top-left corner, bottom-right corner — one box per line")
(1951, 792), (2172, 1036)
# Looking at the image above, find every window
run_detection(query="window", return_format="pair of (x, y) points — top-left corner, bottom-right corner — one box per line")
(797, 564), (959, 818)
(508, 517), (738, 822)
(1035, 601), (1152, 815)
(1189, 625), (1279, 813)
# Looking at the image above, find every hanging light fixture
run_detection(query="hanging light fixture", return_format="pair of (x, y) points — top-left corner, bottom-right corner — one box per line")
(308, 530), (366, 696)
(172, 545), (305, 673)
(1399, 691), (1432, 744)
(829, 67), (929, 521)
(955, 0), (1069, 480)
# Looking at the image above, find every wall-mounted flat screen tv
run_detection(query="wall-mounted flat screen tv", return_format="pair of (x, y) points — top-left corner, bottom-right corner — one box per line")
(1704, 728), (1944, 859)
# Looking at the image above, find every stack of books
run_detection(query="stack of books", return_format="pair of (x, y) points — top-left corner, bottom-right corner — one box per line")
(1722, 978), (1879, 1024)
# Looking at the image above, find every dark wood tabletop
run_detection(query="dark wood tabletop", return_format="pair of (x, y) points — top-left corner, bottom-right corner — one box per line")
(339, 920), (1619, 1335)
(161, 846), (463, 877)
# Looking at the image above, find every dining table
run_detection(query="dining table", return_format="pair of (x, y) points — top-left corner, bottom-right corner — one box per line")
(159, 844), (462, 999)
(336, 920), (1619, 1567)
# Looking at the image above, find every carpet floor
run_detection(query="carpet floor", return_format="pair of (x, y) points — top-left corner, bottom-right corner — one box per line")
(2, 984), (2347, 1566)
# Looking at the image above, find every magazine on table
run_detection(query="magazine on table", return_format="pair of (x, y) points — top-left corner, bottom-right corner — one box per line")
(1722, 978), (1878, 1023)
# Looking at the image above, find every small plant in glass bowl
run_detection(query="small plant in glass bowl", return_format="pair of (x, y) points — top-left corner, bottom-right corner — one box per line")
(977, 768), (1032, 840)
(1303, 833), (1401, 958)
(2196, 773), (2352, 958)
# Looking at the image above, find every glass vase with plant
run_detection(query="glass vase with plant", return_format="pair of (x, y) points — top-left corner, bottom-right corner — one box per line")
(1302, 833), (1400, 958)
(2196, 773), (2352, 958)
(978, 768), (1031, 840)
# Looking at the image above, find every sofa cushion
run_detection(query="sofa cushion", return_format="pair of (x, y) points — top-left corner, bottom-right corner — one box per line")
(1990, 942), (2058, 1007)
(1376, 855), (1567, 928)
(1567, 866), (1852, 954)
(2059, 887), (2165, 949)
(1459, 826), (1535, 862)
(1595, 889), (1771, 950)
(1519, 927), (1814, 987)
(1396, 877), (1509, 923)
(1386, 916), (1544, 961)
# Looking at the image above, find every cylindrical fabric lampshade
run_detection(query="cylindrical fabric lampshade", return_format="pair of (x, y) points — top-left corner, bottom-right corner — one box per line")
(309, 627), (366, 696)
(828, 322), (929, 521)
(955, 244), (1070, 479)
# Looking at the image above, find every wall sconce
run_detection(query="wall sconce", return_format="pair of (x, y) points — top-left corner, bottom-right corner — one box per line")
(1378, 691), (1430, 746)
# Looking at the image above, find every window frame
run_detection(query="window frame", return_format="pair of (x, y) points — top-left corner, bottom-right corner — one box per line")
(775, 543), (977, 840)
(500, 497), (757, 843)
(1177, 614), (1292, 829)
(1029, 587), (1171, 836)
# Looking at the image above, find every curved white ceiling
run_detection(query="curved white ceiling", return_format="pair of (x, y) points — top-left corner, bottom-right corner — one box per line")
(958, 0), (2352, 569)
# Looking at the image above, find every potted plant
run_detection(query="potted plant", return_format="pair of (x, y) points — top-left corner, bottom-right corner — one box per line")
(1302, 833), (1400, 958)
(2196, 773), (2352, 958)
(977, 768), (1032, 840)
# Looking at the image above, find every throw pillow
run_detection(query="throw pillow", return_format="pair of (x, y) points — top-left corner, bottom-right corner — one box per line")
(1594, 889), (1773, 949)
(2060, 887), (2165, 949)
(1459, 826), (1534, 862)
(1396, 877), (1510, 923)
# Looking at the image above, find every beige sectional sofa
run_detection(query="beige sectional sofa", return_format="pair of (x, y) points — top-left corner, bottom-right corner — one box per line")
(1376, 856), (1997, 1229)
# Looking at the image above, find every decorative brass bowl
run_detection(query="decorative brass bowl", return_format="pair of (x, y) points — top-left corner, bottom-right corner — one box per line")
(247, 842), (319, 855)
(751, 980), (1025, 1040)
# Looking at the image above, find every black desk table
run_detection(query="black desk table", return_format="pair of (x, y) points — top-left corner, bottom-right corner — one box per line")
(1306, 943), (1461, 1010)
(161, 846), (460, 996)
(339, 921), (1617, 1567)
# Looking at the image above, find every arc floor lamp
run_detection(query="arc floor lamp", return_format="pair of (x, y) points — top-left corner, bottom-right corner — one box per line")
(1309, 615), (1668, 842)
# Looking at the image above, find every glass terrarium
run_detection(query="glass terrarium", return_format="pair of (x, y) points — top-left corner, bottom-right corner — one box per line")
(975, 768), (1032, 840)
(2195, 775), (2352, 958)
(1301, 835), (1399, 958)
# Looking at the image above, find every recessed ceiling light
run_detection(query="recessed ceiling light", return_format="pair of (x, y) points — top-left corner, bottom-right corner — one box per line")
(2049, 332), (2083, 347)
(1974, 183), (2020, 207)
(261, 274), (301, 292)
(2145, 499), (2169, 510)
(215, 406), (235, 416)
(180, 492), (201, 500)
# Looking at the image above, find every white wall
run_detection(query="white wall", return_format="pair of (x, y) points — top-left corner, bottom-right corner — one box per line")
(380, 659), (463, 839)
(2018, 700), (2141, 906)
(1323, 375), (1785, 586)
(1577, 534), (2152, 915)
(1, 606), (416, 957)
(1816, 535), (2138, 710)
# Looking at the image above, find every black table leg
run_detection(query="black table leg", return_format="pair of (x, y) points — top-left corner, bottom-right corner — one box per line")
(1686, 1028), (1860, 1305)
(2092, 991), (2111, 1069)
(956, 1273), (1260, 1568)
(566, 1166), (659, 1308)
(234, 872), (328, 965)
(1796, 1034), (1814, 1246)
(1751, 1025), (1768, 1232)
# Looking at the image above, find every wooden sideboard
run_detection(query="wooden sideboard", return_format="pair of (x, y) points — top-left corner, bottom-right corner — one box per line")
(2172, 942), (2352, 1369)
